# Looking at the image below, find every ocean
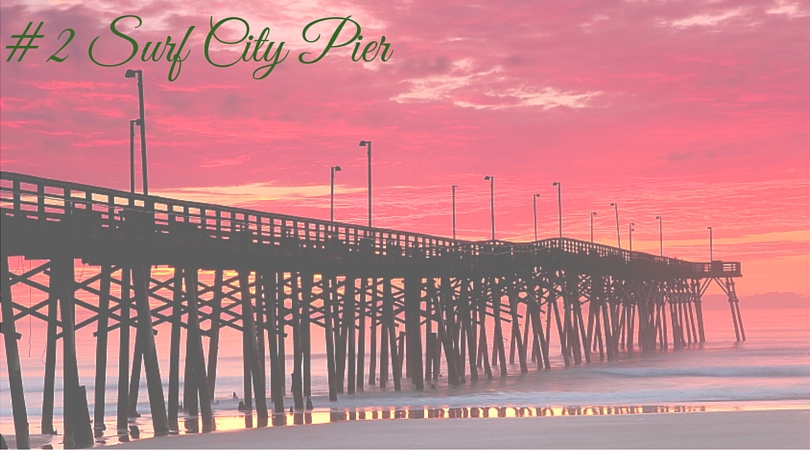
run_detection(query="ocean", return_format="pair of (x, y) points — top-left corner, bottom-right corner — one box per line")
(2, 306), (809, 448)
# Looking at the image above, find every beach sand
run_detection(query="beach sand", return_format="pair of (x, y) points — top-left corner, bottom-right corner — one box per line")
(111, 409), (810, 449)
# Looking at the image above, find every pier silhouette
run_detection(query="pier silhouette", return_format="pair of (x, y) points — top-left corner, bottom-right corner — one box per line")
(0, 171), (744, 448)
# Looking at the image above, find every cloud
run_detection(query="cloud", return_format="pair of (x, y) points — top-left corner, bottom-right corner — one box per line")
(664, 8), (747, 28)
(766, 1), (810, 18)
(151, 182), (364, 207)
(393, 59), (601, 110)
(1, 0), (808, 295)
(200, 154), (252, 168)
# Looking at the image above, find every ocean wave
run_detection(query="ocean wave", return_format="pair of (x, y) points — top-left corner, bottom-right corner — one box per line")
(587, 365), (810, 379)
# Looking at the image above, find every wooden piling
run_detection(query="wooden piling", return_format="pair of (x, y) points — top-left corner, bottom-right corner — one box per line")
(692, 280), (706, 343)
(380, 305), (389, 388)
(383, 277), (401, 391)
(398, 331), (406, 377)
(41, 264), (58, 435)
(434, 280), (460, 385)
(424, 281), (433, 381)
(127, 330), (143, 417)
(2, 254), (30, 449)
(278, 274), (287, 396)
(474, 279), (493, 380)
(462, 280), (478, 382)
(263, 271), (285, 412)
(685, 301), (696, 344)
(93, 264), (113, 436)
(116, 267), (131, 433)
(507, 279), (528, 373)
(322, 274), (338, 401)
(185, 294), (199, 418)
(290, 272), (305, 410)
(368, 278), (378, 386)
(551, 296), (570, 366)
(132, 263), (170, 436)
(344, 277), (356, 394)
(206, 270), (224, 400)
(301, 273), (313, 401)
(356, 277), (366, 392)
(55, 257), (93, 447)
(404, 276), (424, 389)
(334, 277), (346, 393)
(256, 274), (267, 391)
(239, 269), (269, 422)
(168, 267), (183, 431)
(184, 268), (214, 432)
(491, 278), (507, 376)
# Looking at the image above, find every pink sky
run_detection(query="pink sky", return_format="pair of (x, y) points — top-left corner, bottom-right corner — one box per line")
(1, 0), (808, 296)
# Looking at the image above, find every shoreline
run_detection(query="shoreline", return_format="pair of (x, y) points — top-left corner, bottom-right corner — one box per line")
(104, 408), (810, 449)
(3, 403), (810, 448)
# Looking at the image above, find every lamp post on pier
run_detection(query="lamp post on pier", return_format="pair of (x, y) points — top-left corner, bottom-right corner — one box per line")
(610, 203), (621, 249)
(590, 211), (597, 243)
(484, 176), (495, 241)
(552, 182), (562, 238)
(124, 69), (148, 195)
(129, 119), (138, 194)
(358, 140), (372, 228)
(330, 166), (341, 222)
(452, 185), (458, 240)
(629, 222), (635, 252)
(533, 193), (540, 241)
(708, 226), (713, 262)
(655, 215), (663, 257)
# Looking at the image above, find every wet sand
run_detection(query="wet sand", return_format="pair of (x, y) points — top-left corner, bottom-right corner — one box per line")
(113, 409), (809, 449)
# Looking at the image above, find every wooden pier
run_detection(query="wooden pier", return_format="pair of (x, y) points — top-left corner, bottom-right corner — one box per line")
(0, 171), (744, 448)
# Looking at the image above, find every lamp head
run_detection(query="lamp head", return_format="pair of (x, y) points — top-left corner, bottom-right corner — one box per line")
(610, 203), (616, 207)
(452, 184), (458, 189)
(592, 211), (597, 216)
(359, 140), (369, 147)
(124, 69), (138, 78)
(484, 176), (492, 181)
(534, 193), (540, 198)
(553, 182), (560, 186)
(707, 226), (712, 230)
(656, 215), (662, 220)
(334, 166), (342, 172)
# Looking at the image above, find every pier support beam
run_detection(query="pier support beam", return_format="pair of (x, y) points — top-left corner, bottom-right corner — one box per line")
(55, 256), (93, 447)
(41, 263), (58, 436)
(116, 267), (131, 434)
(93, 264), (113, 437)
(2, 254), (30, 449)
(207, 270), (224, 400)
(263, 271), (285, 413)
(184, 267), (214, 432)
(132, 263), (170, 436)
(239, 269), (269, 424)
(322, 274), (338, 401)
(168, 267), (183, 432)
(404, 276), (424, 389)
(383, 277), (402, 391)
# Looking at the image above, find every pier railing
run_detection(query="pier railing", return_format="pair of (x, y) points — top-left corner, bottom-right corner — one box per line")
(0, 171), (739, 277)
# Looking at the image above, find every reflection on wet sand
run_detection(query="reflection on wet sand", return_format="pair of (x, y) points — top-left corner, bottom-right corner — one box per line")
(9, 402), (788, 448)
(160, 403), (708, 441)
(318, 404), (707, 424)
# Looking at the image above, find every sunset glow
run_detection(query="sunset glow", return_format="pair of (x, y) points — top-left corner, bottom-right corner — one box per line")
(1, 0), (808, 297)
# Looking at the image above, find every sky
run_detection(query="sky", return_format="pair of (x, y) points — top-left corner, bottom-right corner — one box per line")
(1, 0), (808, 296)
